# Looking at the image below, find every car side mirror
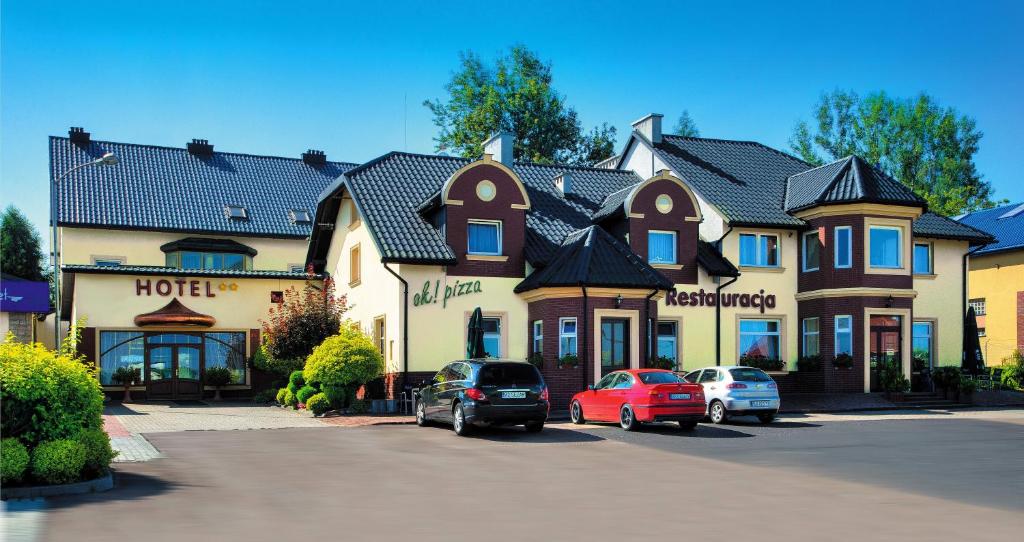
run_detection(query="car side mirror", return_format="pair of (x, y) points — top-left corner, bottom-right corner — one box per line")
(587, 384), (595, 391)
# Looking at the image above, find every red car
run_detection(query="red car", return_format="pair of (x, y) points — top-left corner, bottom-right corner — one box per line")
(569, 369), (705, 431)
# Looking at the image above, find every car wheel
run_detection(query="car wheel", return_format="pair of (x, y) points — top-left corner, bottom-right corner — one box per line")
(678, 421), (698, 431)
(758, 413), (776, 424)
(452, 403), (472, 436)
(570, 400), (585, 424)
(620, 405), (640, 431)
(524, 420), (544, 433)
(416, 400), (428, 427)
(709, 400), (728, 424)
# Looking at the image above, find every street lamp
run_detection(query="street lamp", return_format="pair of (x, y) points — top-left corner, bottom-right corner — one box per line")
(51, 152), (118, 344)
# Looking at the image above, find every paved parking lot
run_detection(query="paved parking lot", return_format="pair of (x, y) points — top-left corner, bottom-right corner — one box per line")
(104, 401), (327, 433)
(30, 408), (1024, 542)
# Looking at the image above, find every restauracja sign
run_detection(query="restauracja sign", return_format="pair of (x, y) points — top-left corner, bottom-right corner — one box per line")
(413, 279), (483, 308)
(135, 278), (237, 297)
(665, 288), (777, 313)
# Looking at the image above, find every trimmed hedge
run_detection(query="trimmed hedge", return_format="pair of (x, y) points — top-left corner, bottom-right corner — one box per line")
(303, 322), (384, 390)
(276, 388), (289, 405)
(77, 428), (116, 478)
(286, 370), (305, 394)
(283, 389), (298, 408)
(306, 393), (332, 416)
(31, 439), (88, 485)
(1, 438), (30, 484)
(296, 385), (318, 404)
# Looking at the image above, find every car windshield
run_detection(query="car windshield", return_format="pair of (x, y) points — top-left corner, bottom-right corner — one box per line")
(638, 372), (684, 384)
(730, 368), (772, 382)
(478, 363), (541, 387)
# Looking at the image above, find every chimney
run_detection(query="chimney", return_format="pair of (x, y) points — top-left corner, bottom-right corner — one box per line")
(554, 172), (573, 197)
(68, 127), (91, 145)
(187, 139), (214, 156)
(483, 132), (513, 165)
(302, 149), (327, 166)
(631, 114), (663, 144)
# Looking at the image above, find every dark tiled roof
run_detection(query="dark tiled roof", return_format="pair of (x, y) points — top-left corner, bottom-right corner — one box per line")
(956, 202), (1024, 254)
(51, 136), (355, 238)
(697, 241), (739, 277)
(913, 212), (994, 245)
(785, 155), (925, 212)
(513, 226), (673, 292)
(651, 135), (810, 227)
(591, 183), (636, 223)
(332, 152), (643, 265)
(62, 264), (319, 279)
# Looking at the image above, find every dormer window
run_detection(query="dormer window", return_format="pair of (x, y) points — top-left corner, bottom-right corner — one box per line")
(161, 238), (256, 271)
(467, 220), (502, 256)
(289, 209), (312, 224)
(648, 230), (677, 264)
(225, 205), (248, 220)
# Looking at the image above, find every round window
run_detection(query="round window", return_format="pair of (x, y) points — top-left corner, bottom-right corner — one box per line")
(655, 194), (673, 214)
(477, 180), (496, 202)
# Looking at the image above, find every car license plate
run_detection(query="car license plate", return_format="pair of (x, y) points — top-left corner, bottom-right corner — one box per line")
(501, 391), (526, 399)
(750, 400), (771, 407)
(670, 393), (691, 400)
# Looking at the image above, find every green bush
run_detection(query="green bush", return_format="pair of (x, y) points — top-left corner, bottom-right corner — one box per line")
(251, 343), (305, 378)
(252, 389), (278, 404)
(959, 376), (978, 395)
(527, 352), (544, 369)
(933, 366), (961, 392)
(879, 360), (910, 394)
(275, 388), (289, 405)
(832, 353), (854, 369)
(797, 355), (823, 372)
(348, 399), (370, 415)
(286, 370), (305, 394)
(557, 354), (579, 368)
(296, 385), (318, 404)
(283, 389), (298, 409)
(306, 393), (332, 416)
(321, 384), (351, 408)
(1, 437), (30, 484)
(1000, 350), (1024, 390)
(205, 366), (234, 388)
(303, 322), (384, 389)
(0, 340), (104, 446)
(76, 428), (116, 479)
(31, 439), (88, 485)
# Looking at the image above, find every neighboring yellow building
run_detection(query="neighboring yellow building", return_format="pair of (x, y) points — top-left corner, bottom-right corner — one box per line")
(959, 203), (1024, 366)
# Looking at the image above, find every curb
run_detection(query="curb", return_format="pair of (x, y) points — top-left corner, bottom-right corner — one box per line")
(1, 472), (114, 500)
(780, 402), (1024, 414)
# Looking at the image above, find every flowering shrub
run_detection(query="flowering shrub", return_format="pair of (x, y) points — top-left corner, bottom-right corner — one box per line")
(261, 277), (347, 363)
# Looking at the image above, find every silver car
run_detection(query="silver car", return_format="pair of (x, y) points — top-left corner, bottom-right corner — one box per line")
(682, 366), (780, 424)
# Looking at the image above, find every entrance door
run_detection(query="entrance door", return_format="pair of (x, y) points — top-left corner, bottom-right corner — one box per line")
(869, 316), (902, 392)
(146, 344), (204, 400)
(600, 318), (630, 377)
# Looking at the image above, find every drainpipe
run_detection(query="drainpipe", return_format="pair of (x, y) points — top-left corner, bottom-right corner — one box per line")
(382, 262), (409, 391)
(643, 289), (658, 367)
(962, 244), (986, 362)
(714, 226), (736, 366)
(581, 286), (589, 390)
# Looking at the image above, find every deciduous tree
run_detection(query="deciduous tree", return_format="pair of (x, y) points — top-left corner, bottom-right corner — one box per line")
(1, 205), (47, 281)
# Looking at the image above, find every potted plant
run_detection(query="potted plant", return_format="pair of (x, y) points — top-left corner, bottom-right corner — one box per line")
(880, 360), (910, 401)
(797, 355), (822, 372)
(932, 366), (960, 399)
(204, 366), (234, 402)
(557, 354), (579, 369)
(832, 353), (854, 369)
(648, 355), (676, 370)
(739, 354), (784, 372)
(958, 376), (977, 404)
(111, 366), (140, 403)
(527, 352), (544, 370)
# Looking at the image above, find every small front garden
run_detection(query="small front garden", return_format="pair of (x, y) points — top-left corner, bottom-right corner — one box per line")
(1, 328), (116, 490)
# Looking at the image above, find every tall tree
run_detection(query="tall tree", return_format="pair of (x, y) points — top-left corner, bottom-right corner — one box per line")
(1, 205), (47, 281)
(790, 90), (1001, 216)
(673, 110), (700, 137)
(425, 46), (615, 166)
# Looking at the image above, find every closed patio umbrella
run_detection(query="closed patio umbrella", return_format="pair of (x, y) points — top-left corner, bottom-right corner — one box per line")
(963, 306), (984, 375)
(467, 307), (487, 359)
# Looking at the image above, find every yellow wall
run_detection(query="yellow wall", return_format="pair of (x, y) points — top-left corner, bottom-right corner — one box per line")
(60, 227), (309, 272)
(968, 250), (1024, 365)
(913, 238), (968, 367)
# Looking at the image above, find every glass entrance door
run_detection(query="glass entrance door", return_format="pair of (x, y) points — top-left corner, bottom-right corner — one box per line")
(145, 334), (204, 400)
(175, 346), (202, 399)
(600, 318), (630, 377)
(869, 316), (902, 392)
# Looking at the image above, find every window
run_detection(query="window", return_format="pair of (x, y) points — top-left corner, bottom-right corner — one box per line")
(289, 264), (306, 274)
(166, 251), (251, 271)
(729, 368), (772, 382)
(93, 258), (123, 267)
(869, 226), (903, 268)
(648, 230), (677, 264)
(595, 373), (618, 390)
(349, 244), (361, 286)
(611, 373), (634, 389)
(802, 317), (820, 357)
(738, 319), (781, 360)
(638, 371), (685, 384)
(913, 243), (933, 274)
(467, 220), (502, 255)
(373, 316), (386, 356)
(479, 363), (540, 386)
(482, 317), (501, 358)
(835, 315), (853, 356)
(968, 298), (986, 316)
(559, 317), (577, 357)
(802, 231), (820, 272)
(204, 332), (247, 384)
(656, 321), (678, 364)
(225, 205), (248, 220)
(834, 226), (852, 268)
(99, 331), (145, 385)
(698, 369), (720, 383)
(739, 233), (779, 267)
(289, 209), (312, 224)
(912, 321), (933, 371)
(532, 320), (543, 355)
(978, 327), (986, 337)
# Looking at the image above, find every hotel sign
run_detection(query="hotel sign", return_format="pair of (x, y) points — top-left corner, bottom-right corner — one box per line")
(665, 288), (777, 314)
(413, 279), (483, 308)
(135, 279), (238, 298)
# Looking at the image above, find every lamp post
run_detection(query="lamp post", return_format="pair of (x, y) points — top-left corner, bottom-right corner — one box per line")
(51, 152), (118, 344)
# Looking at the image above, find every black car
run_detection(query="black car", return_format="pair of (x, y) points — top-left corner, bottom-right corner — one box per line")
(416, 360), (550, 436)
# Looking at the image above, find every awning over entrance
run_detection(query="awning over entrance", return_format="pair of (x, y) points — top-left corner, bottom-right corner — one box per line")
(134, 298), (216, 327)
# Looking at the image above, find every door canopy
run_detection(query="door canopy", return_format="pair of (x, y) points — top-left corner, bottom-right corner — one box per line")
(134, 298), (216, 327)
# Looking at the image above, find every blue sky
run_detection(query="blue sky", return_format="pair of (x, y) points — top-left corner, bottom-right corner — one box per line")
(3, 0), (1022, 235)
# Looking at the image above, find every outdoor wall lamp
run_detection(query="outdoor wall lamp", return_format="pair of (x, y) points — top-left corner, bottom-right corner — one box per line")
(51, 152), (118, 341)
(615, 293), (623, 308)
(885, 295), (894, 308)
